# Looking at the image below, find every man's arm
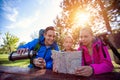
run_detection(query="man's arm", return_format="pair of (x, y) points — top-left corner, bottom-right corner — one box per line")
(17, 39), (39, 54)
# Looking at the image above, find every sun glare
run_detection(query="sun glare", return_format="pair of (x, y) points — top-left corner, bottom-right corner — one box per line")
(74, 10), (90, 26)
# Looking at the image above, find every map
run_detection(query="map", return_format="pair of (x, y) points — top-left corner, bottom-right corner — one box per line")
(52, 50), (82, 74)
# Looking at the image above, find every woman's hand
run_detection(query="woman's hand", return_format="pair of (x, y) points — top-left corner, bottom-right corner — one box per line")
(53, 64), (58, 72)
(33, 58), (46, 69)
(52, 61), (58, 72)
(75, 66), (93, 77)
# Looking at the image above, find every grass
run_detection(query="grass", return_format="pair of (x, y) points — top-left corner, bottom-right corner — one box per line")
(0, 54), (29, 67)
(108, 49), (120, 72)
(0, 50), (120, 72)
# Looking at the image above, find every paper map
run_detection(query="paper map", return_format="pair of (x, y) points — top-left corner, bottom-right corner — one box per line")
(52, 50), (82, 74)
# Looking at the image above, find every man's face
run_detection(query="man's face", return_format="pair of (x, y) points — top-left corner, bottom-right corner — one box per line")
(44, 30), (56, 46)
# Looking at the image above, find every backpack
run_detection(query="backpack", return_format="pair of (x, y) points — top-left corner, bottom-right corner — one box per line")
(33, 29), (45, 52)
(95, 37), (107, 58)
(33, 29), (56, 52)
(81, 37), (107, 59)
(30, 29), (56, 68)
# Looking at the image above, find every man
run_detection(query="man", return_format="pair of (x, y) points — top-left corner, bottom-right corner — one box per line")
(17, 26), (59, 69)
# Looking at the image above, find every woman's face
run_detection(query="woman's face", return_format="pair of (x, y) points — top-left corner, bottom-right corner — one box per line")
(63, 37), (73, 51)
(80, 30), (93, 46)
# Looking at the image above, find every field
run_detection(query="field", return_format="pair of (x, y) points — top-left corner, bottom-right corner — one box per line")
(0, 54), (29, 67)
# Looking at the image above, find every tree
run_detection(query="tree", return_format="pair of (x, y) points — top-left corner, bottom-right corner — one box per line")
(30, 30), (39, 39)
(113, 29), (120, 48)
(1, 32), (19, 54)
(18, 41), (26, 48)
(105, 0), (120, 29)
(54, 0), (120, 49)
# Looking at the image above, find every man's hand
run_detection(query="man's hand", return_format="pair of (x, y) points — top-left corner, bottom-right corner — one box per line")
(17, 48), (28, 54)
(33, 58), (46, 69)
(75, 66), (93, 77)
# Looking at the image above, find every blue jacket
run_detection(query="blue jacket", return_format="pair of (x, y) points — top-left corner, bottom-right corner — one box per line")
(18, 37), (59, 69)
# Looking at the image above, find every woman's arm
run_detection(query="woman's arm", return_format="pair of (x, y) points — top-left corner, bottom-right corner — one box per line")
(90, 45), (114, 75)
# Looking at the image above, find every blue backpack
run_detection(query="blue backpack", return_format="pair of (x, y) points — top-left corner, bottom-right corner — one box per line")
(33, 29), (56, 52)
(30, 29), (56, 68)
(33, 29), (45, 52)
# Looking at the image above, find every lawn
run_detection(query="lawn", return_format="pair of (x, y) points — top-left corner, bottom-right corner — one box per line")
(0, 54), (29, 67)
(0, 50), (120, 72)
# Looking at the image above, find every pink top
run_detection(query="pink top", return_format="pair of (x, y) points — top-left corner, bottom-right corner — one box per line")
(78, 39), (113, 75)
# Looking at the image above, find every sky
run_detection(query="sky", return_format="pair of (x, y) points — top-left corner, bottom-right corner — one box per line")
(0, 0), (62, 45)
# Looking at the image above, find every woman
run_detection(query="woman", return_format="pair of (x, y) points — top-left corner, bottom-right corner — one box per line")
(62, 35), (75, 52)
(52, 34), (77, 73)
(75, 27), (113, 76)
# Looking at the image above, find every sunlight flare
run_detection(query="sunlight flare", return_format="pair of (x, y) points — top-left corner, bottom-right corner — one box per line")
(74, 10), (90, 26)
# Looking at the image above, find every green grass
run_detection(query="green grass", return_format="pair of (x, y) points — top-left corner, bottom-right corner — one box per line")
(0, 50), (120, 72)
(108, 49), (120, 72)
(0, 54), (29, 67)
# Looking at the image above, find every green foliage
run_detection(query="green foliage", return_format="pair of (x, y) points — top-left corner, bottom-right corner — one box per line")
(113, 29), (120, 48)
(0, 54), (29, 67)
(54, 0), (120, 49)
(0, 32), (19, 54)
(18, 41), (26, 48)
(30, 31), (39, 39)
(105, 0), (120, 28)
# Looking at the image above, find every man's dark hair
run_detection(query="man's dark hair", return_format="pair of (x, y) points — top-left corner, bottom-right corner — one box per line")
(44, 26), (55, 34)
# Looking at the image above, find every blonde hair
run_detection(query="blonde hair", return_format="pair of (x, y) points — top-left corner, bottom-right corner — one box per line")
(63, 34), (73, 42)
(63, 34), (74, 51)
(80, 27), (93, 36)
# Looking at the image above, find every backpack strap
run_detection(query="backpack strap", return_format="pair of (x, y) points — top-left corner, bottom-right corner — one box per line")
(101, 41), (107, 58)
(31, 41), (56, 68)
(30, 29), (44, 68)
(33, 29), (44, 52)
(82, 48), (87, 65)
(95, 38), (107, 58)
(33, 42), (41, 52)
(30, 41), (41, 68)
